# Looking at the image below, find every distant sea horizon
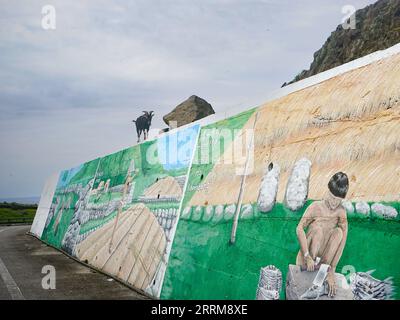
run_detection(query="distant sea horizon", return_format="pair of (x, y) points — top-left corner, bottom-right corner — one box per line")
(0, 196), (40, 204)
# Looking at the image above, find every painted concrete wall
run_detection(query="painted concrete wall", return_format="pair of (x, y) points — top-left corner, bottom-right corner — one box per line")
(161, 48), (400, 300)
(34, 124), (199, 297)
(32, 44), (400, 299)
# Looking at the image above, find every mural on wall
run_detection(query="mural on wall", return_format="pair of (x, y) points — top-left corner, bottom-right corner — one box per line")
(161, 51), (400, 300)
(32, 46), (400, 300)
(40, 124), (200, 297)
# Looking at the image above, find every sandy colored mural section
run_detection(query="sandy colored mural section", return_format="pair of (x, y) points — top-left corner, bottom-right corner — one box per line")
(189, 52), (400, 207)
(141, 176), (182, 200)
(76, 203), (166, 291)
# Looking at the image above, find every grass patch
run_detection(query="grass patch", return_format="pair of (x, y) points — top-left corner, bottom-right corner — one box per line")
(0, 202), (37, 224)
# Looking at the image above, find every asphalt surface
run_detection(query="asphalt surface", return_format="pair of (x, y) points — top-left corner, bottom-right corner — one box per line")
(0, 225), (149, 300)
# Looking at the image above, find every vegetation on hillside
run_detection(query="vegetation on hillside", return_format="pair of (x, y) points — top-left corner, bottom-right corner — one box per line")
(0, 202), (37, 224)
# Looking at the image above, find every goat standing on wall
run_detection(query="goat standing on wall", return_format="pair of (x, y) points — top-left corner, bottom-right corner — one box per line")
(132, 111), (154, 143)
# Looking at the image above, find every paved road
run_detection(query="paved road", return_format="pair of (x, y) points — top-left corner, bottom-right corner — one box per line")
(0, 225), (149, 300)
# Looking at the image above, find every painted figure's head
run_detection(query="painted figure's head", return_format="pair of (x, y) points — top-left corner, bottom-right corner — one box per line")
(326, 172), (349, 209)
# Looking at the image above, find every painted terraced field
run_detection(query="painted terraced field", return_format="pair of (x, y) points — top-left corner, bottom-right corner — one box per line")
(76, 203), (166, 292)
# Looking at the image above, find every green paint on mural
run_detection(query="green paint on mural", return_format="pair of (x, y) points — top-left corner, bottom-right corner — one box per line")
(41, 124), (200, 259)
(41, 194), (79, 248)
(161, 201), (400, 300)
(68, 159), (100, 186)
(183, 108), (256, 207)
(145, 202), (181, 211)
(79, 210), (118, 235)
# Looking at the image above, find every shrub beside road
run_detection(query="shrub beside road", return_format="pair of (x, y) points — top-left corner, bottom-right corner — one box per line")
(0, 202), (37, 225)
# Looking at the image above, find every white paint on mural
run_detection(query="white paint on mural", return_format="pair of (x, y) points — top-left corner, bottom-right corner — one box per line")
(284, 158), (312, 211)
(257, 163), (280, 213)
(30, 173), (59, 238)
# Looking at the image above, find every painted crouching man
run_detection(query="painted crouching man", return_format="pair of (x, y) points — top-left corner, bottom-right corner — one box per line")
(296, 172), (349, 297)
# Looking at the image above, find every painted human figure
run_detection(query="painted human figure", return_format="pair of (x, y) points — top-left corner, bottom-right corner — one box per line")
(296, 172), (349, 297)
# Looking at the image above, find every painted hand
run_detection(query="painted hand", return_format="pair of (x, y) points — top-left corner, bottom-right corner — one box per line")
(326, 271), (336, 297)
(305, 255), (315, 272)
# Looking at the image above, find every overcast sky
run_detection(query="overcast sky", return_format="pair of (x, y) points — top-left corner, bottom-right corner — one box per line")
(0, 0), (377, 198)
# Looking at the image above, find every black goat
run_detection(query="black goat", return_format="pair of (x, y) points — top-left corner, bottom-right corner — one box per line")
(132, 111), (154, 143)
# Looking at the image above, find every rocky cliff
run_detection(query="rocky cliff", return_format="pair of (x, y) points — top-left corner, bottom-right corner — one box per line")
(284, 0), (400, 86)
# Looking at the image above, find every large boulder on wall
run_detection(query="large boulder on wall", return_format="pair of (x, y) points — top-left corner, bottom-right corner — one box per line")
(163, 95), (215, 128)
